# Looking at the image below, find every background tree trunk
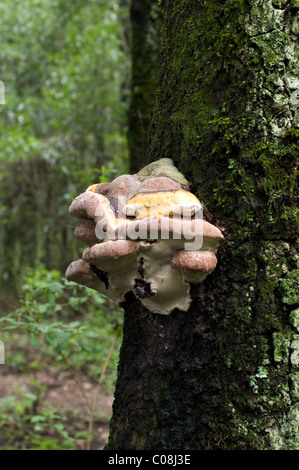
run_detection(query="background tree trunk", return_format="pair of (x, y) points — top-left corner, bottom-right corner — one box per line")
(107, 0), (299, 450)
(127, 0), (161, 173)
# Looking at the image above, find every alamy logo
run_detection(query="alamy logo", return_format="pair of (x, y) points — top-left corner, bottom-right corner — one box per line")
(94, 197), (204, 251)
(0, 81), (5, 104)
(0, 340), (5, 364)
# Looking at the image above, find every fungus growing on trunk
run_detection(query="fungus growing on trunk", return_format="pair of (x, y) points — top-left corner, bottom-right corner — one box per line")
(66, 159), (223, 314)
(171, 250), (218, 283)
(123, 190), (202, 219)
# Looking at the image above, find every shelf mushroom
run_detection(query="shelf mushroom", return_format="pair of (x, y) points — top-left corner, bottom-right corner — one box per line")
(171, 250), (218, 283)
(122, 190), (202, 219)
(65, 159), (223, 315)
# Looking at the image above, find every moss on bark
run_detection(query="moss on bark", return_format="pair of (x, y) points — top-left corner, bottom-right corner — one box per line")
(127, 0), (161, 173)
(108, 0), (299, 450)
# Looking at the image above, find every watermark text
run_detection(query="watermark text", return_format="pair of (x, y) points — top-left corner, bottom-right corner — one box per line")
(94, 198), (203, 250)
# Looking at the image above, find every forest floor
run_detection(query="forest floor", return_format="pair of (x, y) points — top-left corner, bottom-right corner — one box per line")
(0, 367), (114, 450)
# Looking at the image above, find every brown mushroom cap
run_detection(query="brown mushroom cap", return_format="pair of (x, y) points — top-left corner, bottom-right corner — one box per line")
(69, 190), (136, 242)
(66, 159), (224, 314)
(82, 239), (139, 271)
(171, 250), (217, 273)
(69, 192), (112, 220)
(107, 174), (141, 200)
(74, 219), (99, 245)
(87, 183), (109, 195)
(119, 216), (223, 250)
(138, 177), (182, 193)
(65, 259), (106, 292)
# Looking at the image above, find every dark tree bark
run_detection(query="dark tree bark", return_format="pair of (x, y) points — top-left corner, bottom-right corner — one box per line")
(127, 0), (161, 173)
(107, 0), (299, 450)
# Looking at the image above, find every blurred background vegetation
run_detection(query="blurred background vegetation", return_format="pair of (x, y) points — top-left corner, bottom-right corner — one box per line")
(0, 0), (130, 294)
(0, 0), (160, 450)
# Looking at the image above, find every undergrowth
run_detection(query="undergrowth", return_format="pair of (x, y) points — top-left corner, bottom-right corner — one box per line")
(0, 266), (123, 450)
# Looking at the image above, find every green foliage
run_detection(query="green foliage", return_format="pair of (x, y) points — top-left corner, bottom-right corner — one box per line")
(0, 0), (129, 450)
(0, 0), (128, 167)
(0, 0), (130, 292)
(1, 267), (123, 384)
(0, 382), (77, 450)
(280, 269), (299, 306)
(0, 266), (123, 449)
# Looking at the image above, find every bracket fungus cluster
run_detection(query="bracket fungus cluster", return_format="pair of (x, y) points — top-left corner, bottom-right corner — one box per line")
(66, 159), (223, 315)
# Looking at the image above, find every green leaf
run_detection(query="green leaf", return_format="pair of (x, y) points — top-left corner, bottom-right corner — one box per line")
(30, 333), (39, 349)
(30, 415), (46, 423)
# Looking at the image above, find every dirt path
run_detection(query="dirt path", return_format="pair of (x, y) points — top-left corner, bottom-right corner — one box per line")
(0, 367), (114, 449)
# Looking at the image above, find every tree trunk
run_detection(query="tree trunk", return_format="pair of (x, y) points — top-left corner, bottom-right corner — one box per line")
(127, 0), (161, 173)
(107, 0), (299, 450)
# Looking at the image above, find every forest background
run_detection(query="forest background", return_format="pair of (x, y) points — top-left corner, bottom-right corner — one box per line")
(0, 0), (138, 450)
